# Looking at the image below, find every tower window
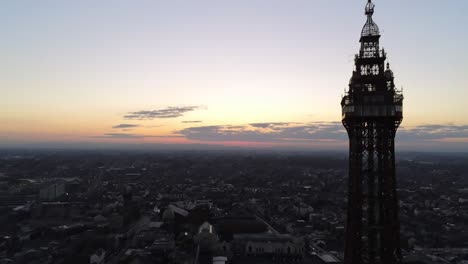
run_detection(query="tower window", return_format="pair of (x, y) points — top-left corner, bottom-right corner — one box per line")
(371, 64), (379, 75)
(365, 84), (375, 91)
(360, 65), (370, 75)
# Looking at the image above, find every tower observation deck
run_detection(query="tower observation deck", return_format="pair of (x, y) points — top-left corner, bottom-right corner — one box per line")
(341, 1), (403, 264)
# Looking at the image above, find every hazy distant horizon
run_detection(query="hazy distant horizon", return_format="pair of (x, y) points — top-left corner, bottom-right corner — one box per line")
(1, 139), (468, 153)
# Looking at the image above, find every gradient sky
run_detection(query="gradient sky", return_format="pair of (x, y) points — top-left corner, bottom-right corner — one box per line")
(2, 1), (468, 151)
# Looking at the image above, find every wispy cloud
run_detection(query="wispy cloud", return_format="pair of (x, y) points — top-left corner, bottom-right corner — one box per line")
(182, 120), (203, 124)
(124, 106), (201, 120)
(112, 124), (140, 129)
(91, 133), (184, 139)
(249, 122), (292, 129)
(95, 133), (148, 139)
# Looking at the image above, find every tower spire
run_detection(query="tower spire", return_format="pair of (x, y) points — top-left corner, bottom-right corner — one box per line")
(365, 0), (375, 16)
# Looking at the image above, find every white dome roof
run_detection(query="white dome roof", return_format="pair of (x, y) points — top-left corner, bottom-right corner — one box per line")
(361, 0), (380, 37)
(361, 20), (380, 37)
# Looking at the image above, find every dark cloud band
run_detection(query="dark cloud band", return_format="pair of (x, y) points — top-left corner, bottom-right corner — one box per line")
(176, 122), (468, 143)
(176, 122), (347, 142)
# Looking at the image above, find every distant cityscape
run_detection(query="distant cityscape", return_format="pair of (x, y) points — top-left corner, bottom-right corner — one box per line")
(0, 150), (467, 263)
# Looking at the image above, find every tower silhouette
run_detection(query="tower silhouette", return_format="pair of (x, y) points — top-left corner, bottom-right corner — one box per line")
(341, 1), (403, 264)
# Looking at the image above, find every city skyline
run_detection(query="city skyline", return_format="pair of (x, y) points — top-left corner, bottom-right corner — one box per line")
(2, 0), (468, 151)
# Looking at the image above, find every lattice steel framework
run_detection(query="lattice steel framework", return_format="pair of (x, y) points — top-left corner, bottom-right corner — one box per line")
(341, 1), (403, 264)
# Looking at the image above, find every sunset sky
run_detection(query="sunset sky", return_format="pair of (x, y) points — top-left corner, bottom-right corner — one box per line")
(2, 1), (468, 151)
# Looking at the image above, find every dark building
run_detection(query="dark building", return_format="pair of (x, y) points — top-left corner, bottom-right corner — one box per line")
(341, 1), (404, 264)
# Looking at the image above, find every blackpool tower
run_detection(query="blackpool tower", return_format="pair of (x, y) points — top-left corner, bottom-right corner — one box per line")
(341, 1), (404, 264)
